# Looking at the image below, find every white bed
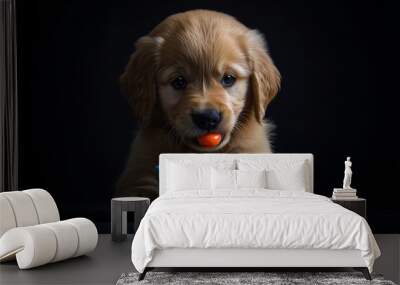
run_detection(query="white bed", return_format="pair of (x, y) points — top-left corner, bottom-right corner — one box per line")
(131, 154), (380, 280)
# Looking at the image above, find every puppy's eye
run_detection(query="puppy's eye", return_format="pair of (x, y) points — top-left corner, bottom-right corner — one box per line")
(171, 76), (187, 90)
(221, 74), (236, 87)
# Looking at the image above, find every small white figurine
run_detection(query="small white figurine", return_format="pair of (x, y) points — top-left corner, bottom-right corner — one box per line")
(343, 157), (353, 189)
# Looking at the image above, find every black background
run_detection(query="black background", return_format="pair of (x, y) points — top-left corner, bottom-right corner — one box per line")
(16, 0), (399, 233)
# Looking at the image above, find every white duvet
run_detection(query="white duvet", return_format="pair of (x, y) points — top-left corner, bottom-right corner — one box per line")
(131, 190), (380, 273)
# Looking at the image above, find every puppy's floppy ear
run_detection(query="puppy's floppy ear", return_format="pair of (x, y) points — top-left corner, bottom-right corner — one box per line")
(120, 36), (164, 124)
(245, 30), (281, 123)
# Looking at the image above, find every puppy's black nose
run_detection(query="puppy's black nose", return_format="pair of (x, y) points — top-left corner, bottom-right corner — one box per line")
(191, 109), (222, 131)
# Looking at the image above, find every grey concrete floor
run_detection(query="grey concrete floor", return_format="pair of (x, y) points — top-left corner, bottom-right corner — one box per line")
(0, 234), (399, 285)
(374, 234), (400, 284)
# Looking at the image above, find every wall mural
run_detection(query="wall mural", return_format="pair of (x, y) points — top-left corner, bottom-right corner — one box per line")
(15, 1), (398, 233)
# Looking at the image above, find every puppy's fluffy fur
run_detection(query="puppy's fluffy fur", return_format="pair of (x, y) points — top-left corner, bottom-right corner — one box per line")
(116, 10), (280, 199)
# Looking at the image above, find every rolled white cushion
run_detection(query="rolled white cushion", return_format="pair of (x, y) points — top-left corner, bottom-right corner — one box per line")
(0, 195), (17, 237)
(0, 189), (60, 239)
(0, 191), (39, 227)
(0, 226), (57, 269)
(64, 218), (98, 257)
(23, 189), (60, 224)
(0, 218), (97, 269)
(42, 221), (79, 262)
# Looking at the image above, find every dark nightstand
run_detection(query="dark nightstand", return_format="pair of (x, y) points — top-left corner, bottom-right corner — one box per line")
(331, 198), (366, 219)
(111, 197), (150, 242)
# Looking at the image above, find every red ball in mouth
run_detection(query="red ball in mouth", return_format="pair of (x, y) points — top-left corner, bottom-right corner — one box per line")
(197, 132), (222, 148)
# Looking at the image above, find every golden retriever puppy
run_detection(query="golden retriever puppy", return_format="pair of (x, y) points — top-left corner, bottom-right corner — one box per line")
(116, 10), (280, 199)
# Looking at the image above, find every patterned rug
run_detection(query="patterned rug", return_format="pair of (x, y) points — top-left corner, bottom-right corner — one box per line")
(116, 271), (396, 285)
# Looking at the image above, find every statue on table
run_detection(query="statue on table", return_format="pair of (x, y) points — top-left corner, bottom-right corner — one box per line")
(343, 157), (353, 189)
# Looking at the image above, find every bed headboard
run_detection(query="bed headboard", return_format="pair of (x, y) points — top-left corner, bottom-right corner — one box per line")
(159, 153), (314, 195)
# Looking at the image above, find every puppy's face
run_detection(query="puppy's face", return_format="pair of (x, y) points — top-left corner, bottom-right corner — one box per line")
(157, 32), (250, 151)
(121, 10), (280, 151)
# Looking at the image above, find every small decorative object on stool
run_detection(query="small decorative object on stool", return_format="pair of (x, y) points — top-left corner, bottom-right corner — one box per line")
(111, 197), (150, 242)
(332, 156), (358, 200)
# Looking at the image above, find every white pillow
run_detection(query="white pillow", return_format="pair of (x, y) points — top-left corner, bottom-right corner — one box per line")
(236, 169), (267, 188)
(167, 162), (212, 191)
(212, 169), (237, 190)
(237, 159), (308, 191)
(266, 168), (306, 191)
(211, 169), (267, 190)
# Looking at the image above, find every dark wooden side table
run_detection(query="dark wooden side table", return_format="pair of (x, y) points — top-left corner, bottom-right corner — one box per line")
(331, 198), (366, 219)
(111, 197), (150, 242)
